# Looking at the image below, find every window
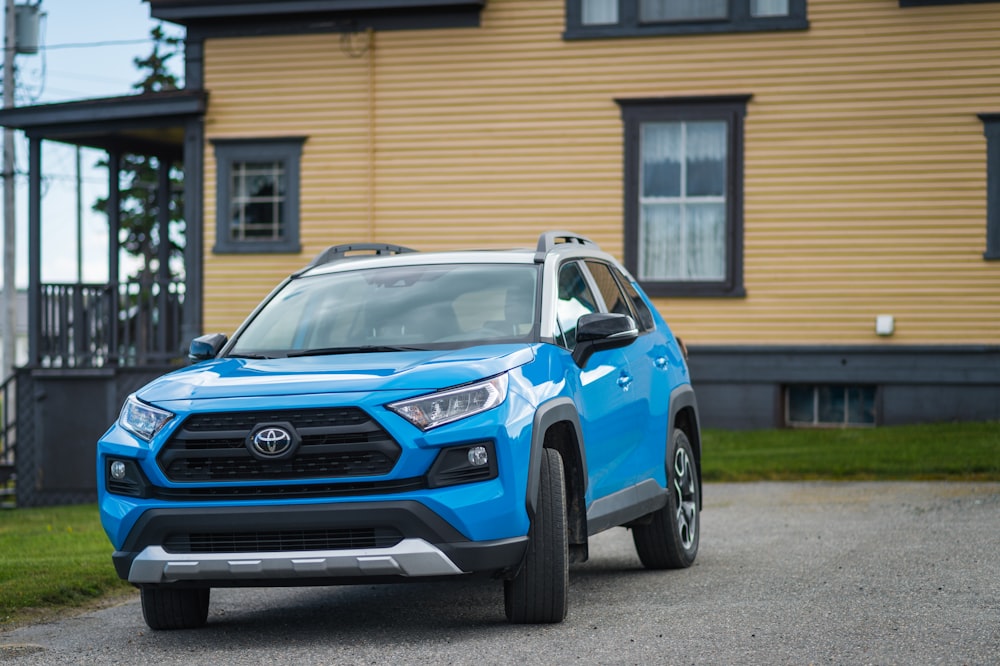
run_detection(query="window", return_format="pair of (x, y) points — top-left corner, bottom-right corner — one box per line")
(979, 114), (1000, 260)
(618, 96), (749, 297)
(212, 137), (306, 253)
(585, 260), (655, 331)
(786, 385), (877, 427)
(556, 262), (600, 350)
(567, 0), (807, 39)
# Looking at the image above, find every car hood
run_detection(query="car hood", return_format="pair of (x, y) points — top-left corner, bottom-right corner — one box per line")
(136, 345), (536, 403)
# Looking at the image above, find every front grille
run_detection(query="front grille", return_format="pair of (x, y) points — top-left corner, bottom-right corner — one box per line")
(158, 408), (401, 483)
(150, 477), (427, 501)
(162, 527), (403, 554)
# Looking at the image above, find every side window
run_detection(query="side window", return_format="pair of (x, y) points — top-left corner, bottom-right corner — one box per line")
(212, 137), (306, 254)
(612, 265), (656, 332)
(585, 260), (636, 318)
(557, 262), (599, 350)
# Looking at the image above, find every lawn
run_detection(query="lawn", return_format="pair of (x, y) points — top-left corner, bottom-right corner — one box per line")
(701, 421), (1000, 482)
(0, 421), (997, 629)
(0, 504), (133, 628)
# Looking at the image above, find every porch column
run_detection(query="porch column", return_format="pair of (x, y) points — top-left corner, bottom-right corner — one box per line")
(26, 135), (40, 366)
(156, 156), (171, 356)
(107, 151), (120, 364)
(181, 117), (203, 347)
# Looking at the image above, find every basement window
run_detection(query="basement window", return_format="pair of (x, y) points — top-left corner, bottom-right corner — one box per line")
(785, 385), (877, 427)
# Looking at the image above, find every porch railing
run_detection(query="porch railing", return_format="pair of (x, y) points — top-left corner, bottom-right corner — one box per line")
(0, 373), (16, 508)
(39, 279), (185, 368)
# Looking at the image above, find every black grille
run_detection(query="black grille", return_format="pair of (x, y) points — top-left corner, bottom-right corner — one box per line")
(151, 477), (427, 501)
(158, 408), (401, 482)
(162, 527), (403, 553)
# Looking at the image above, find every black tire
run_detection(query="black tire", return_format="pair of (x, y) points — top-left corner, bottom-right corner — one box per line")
(632, 428), (700, 569)
(140, 586), (210, 630)
(504, 447), (568, 623)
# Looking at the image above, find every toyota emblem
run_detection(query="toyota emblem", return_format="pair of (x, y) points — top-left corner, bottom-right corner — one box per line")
(251, 426), (293, 457)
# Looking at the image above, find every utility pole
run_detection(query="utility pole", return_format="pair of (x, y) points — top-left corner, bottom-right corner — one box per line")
(2, 0), (16, 379)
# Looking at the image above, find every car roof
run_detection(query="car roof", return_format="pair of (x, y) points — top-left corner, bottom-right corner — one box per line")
(295, 232), (623, 279)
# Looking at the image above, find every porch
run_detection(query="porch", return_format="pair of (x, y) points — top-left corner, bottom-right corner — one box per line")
(0, 89), (206, 506)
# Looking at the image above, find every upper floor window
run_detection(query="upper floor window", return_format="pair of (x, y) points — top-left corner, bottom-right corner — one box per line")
(979, 114), (1000, 260)
(618, 96), (749, 297)
(566, 0), (807, 39)
(212, 137), (306, 254)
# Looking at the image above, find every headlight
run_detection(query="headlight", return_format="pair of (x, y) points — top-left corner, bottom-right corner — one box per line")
(118, 395), (174, 441)
(387, 374), (508, 431)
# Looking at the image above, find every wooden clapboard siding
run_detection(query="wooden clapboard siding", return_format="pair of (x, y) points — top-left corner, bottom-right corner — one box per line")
(200, 0), (1000, 345)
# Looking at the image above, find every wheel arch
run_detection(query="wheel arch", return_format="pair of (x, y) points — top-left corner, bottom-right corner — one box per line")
(526, 398), (588, 561)
(667, 384), (702, 509)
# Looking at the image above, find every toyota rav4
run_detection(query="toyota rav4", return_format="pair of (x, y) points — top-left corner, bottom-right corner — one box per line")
(97, 231), (702, 629)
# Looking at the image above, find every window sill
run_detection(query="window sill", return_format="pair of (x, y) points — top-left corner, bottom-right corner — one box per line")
(213, 242), (302, 255)
(639, 282), (747, 298)
(563, 17), (808, 41)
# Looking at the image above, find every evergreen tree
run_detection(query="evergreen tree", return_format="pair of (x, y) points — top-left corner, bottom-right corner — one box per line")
(93, 25), (184, 284)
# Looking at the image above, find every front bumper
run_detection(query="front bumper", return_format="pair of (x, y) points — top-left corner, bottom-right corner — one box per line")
(112, 501), (528, 586)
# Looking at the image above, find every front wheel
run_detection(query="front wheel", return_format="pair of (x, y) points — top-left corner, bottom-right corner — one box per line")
(632, 428), (700, 569)
(504, 447), (569, 623)
(140, 586), (210, 630)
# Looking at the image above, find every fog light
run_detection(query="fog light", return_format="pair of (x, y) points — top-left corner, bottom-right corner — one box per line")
(110, 460), (127, 480)
(467, 445), (489, 467)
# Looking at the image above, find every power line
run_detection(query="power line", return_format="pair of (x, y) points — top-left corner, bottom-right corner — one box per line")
(37, 38), (157, 51)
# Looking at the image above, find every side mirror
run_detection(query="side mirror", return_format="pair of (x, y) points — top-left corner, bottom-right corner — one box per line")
(572, 313), (639, 367)
(188, 333), (228, 363)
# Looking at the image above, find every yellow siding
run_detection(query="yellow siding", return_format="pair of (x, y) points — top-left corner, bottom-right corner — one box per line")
(202, 0), (1000, 345)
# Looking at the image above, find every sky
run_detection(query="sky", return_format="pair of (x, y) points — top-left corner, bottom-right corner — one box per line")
(7, 0), (185, 286)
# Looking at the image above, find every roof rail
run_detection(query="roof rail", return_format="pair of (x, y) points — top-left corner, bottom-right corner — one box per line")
(534, 231), (598, 263)
(305, 242), (417, 270)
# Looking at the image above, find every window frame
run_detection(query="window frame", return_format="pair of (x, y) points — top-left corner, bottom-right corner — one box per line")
(564, 0), (808, 40)
(979, 114), (1000, 260)
(618, 95), (750, 298)
(900, 1), (997, 7)
(212, 137), (306, 254)
(784, 384), (879, 428)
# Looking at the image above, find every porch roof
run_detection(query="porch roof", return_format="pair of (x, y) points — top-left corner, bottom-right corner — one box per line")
(0, 89), (207, 160)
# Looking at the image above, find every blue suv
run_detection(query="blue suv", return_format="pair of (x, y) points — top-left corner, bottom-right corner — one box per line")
(98, 232), (702, 629)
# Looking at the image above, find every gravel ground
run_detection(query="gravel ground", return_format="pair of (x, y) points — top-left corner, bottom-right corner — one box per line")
(2, 481), (998, 665)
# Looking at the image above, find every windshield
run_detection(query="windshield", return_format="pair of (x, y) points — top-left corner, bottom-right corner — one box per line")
(229, 263), (539, 356)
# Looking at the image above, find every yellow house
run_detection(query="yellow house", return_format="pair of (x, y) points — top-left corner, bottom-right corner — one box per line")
(181, 0), (1000, 428)
(2, 0), (999, 470)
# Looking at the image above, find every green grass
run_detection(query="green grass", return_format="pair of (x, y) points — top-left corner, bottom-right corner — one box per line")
(0, 422), (998, 629)
(0, 504), (132, 628)
(701, 421), (1000, 482)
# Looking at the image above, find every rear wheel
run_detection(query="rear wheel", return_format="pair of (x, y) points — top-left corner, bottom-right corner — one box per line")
(632, 428), (700, 569)
(140, 586), (210, 630)
(504, 447), (568, 623)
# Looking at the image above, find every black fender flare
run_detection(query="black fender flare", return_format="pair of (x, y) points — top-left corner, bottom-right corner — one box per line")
(524, 398), (587, 520)
(666, 383), (702, 507)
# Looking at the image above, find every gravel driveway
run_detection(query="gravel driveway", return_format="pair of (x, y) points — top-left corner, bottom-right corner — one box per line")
(3, 481), (998, 665)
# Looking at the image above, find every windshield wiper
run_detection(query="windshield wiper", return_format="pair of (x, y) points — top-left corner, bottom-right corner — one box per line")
(227, 352), (275, 359)
(286, 345), (424, 358)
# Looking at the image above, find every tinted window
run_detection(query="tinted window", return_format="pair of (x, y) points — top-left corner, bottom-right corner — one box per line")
(556, 262), (599, 350)
(585, 260), (634, 318)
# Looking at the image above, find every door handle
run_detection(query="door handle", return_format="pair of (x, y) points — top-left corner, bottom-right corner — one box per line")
(654, 356), (668, 370)
(617, 373), (633, 391)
